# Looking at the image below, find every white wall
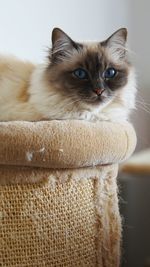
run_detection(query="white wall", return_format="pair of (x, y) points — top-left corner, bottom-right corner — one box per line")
(126, 0), (150, 151)
(0, 0), (128, 62)
(127, 0), (150, 89)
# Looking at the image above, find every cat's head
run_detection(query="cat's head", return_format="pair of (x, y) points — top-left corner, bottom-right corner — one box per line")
(45, 27), (135, 112)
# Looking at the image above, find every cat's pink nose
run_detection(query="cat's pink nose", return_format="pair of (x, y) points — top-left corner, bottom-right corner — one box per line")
(94, 88), (104, 96)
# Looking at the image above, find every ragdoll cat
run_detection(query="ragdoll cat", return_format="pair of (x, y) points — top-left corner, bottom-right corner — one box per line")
(0, 27), (136, 121)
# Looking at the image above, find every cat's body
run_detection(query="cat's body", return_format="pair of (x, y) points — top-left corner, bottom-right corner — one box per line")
(0, 28), (136, 122)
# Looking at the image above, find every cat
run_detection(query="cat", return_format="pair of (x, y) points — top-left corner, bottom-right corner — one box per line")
(0, 27), (136, 122)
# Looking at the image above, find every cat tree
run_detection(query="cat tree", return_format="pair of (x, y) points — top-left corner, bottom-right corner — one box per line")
(0, 120), (136, 267)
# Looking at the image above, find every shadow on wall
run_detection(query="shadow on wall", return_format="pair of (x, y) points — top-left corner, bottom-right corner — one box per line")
(127, 0), (150, 151)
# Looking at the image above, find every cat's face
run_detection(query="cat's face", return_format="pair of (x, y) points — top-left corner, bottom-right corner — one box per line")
(46, 28), (131, 110)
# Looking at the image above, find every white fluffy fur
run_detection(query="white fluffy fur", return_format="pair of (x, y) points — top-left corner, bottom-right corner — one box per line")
(0, 53), (136, 122)
(0, 27), (137, 122)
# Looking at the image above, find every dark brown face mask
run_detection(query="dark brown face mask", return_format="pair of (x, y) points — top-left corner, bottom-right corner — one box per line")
(46, 27), (130, 106)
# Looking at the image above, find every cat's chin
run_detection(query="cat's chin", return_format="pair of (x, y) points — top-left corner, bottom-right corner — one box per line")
(83, 95), (109, 107)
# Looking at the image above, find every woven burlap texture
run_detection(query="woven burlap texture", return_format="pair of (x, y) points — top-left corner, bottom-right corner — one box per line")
(0, 165), (120, 267)
(0, 120), (136, 267)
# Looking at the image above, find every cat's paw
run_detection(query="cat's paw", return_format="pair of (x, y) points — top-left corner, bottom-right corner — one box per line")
(89, 113), (110, 122)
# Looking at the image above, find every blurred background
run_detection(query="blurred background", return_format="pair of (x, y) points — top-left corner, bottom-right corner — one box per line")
(0, 0), (149, 266)
(0, 0), (149, 150)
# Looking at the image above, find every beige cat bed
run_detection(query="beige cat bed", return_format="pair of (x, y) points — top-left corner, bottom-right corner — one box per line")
(0, 120), (136, 267)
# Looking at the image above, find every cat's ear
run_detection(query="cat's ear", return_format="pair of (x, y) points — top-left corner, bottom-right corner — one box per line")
(52, 28), (73, 47)
(103, 28), (128, 60)
(51, 28), (77, 62)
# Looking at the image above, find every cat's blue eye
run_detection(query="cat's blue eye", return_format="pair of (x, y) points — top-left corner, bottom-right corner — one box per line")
(73, 68), (88, 79)
(104, 68), (117, 79)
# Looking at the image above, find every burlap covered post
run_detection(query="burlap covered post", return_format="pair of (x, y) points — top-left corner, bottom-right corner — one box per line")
(0, 121), (136, 267)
